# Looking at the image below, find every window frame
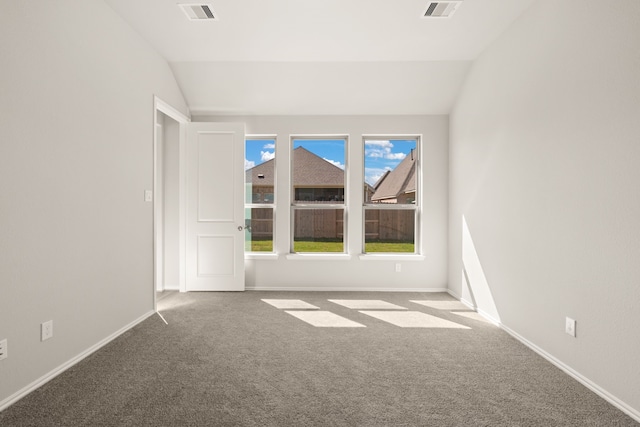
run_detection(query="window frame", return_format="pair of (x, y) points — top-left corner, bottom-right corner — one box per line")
(244, 135), (277, 256)
(289, 135), (349, 254)
(362, 135), (421, 255)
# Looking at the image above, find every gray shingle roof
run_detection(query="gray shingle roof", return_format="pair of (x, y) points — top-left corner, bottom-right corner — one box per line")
(292, 146), (344, 187)
(246, 158), (275, 186)
(371, 151), (416, 201)
(245, 146), (344, 187)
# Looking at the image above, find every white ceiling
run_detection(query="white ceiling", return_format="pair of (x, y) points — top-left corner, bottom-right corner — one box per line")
(171, 60), (471, 115)
(104, 0), (535, 114)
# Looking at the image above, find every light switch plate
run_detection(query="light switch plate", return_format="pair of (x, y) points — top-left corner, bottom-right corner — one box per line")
(0, 339), (7, 360)
(144, 190), (153, 202)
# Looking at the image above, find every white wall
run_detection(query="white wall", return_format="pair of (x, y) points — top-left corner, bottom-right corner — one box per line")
(0, 0), (188, 407)
(195, 115), (449, 291)
(449, 0), (640, 418)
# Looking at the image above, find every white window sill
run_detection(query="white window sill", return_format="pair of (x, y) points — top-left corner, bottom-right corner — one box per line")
(286, 253), (352, 261)
(245, 253), (279, 260)
(359, 254), (425, 261)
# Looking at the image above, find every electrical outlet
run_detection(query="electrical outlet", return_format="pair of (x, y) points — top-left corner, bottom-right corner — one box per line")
(395, 263), (401, 273)
(565, 317), (576, 337)
(0, 339), (7, 361)
(41, 320), (53, 341)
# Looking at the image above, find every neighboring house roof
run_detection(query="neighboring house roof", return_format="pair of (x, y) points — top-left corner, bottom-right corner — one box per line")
(245, 146), (344, 188)
(246, 158), (275, 186)
(371, 150), (416, 201)
(292, 146), (344, 187)
(373, 170), (390, 190)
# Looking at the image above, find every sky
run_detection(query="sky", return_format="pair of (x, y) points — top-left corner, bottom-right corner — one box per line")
(245, 138), (416, 186)
(245, 138), (276, 170)
(364, 139), (416, 185)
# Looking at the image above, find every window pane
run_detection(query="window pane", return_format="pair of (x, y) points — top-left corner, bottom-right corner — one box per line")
(245, 138), (276, 254)
(293, 209), (344, 253)
(364, 209), (415, 253)
(245, 139), (275, 204)
(245, 208), (273, 252)
(364, 139), (417, 205)
(292, 139), (345, 204)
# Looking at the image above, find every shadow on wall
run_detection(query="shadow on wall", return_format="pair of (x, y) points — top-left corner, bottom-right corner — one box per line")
(461, 216), (501, 324)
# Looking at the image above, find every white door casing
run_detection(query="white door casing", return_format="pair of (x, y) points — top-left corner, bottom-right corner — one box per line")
(186, 122), (245, 291)
(153, 96), (190, 300)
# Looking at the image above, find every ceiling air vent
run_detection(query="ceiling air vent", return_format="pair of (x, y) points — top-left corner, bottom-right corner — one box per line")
(423, 1), (463, 18)
(179, 4), (217, 21)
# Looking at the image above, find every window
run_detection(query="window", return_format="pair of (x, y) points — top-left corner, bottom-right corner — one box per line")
(291, 137), (347, 253)
(363, 137), (419, 254)
(245, 137), (276, 252)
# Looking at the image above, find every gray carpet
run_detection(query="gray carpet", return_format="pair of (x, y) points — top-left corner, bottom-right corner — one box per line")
(0, 291), (637, 426)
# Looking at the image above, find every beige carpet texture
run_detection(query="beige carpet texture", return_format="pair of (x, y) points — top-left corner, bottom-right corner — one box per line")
(1, 291), (637, 426)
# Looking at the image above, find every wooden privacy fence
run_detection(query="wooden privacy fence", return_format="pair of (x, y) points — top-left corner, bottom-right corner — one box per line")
(365, 209), (414, 242)
(248, 208), (414, 242)
(247, 208), (273, 239)
(294, 209), (344, 239)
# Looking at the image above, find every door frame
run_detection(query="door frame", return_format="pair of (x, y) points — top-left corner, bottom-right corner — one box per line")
(153, 96), (190, 310)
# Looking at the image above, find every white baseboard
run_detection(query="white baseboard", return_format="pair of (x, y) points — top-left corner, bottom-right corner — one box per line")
(0, 310), (155, 412)
(461, 299), (500, 326)
(447, 289), (501, 326)
(499, 323), (640, 423)
(446, 289), (640, 423)
(446, 288), (461, 300)
(246, 287), (449, 292)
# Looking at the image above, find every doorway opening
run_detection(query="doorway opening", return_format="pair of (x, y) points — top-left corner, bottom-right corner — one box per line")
(153, 97), (189, 309)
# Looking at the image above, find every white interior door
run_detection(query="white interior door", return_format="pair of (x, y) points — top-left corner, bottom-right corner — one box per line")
(186, 122), (245, 291)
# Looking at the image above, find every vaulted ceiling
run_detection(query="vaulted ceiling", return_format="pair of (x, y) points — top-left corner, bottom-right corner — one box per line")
(105, 0), (535, 115)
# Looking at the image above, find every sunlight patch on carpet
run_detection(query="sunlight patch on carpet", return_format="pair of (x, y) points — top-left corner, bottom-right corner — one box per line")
(359, 311), (471, 329)
(410, 300), (469, 311)
(157, 296), (197, 312)
(450, 311), (493, 324)
(262, 299), (319, 310)
(328, 300), (407, 310)
(285, 311), (366, 328)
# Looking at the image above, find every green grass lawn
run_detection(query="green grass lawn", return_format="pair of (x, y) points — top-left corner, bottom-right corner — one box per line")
(248, 240), (273, 252)
(365, 242), (415, 253)
(248, 240), (414, 253)
(294, 240), (344, 253)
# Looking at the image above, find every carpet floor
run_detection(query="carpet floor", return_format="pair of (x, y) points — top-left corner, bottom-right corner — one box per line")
(0, 291), (637, 426)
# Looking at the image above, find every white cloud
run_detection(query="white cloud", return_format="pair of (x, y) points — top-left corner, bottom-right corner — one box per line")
(261, 151), (275, 162)
(364, 140), (407, 160)
(365, 140), (393, 148)
(263, 143), (275, 149)
(366, 149), (385, 158)
(365, 167), (392, 186)
(386, 152), (406, 160)
(367, 173), (385, 186)
(245, 159), (255, 170)
(324, 158), (345, 169)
